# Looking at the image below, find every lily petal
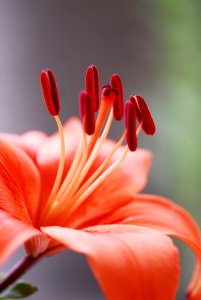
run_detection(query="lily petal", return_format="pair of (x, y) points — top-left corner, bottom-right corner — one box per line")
(0, 210), (40, 266)
(37, 117), (82, 169)
(104, 194), (201, 300)
(0, 139), (40, 223)
(0, 131), (47, 161)
(67, 143), (152, 228)
(42, 224), (180, 300)
(93, 139), (152, 193)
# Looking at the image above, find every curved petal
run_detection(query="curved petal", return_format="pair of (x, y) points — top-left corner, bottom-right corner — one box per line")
(67, 144), (152, 229)
(37, 117), (82, 169)
(103, 194), (201, 300)
(0, 210), (40, 266)
(0, 138), (40, 223)
(42, 224), (180, 300)
(0, 131), (47, 161)
(93, 139), (152, 194)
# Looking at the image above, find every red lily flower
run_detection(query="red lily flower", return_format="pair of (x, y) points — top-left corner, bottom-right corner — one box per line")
(0, 66), (201, 300)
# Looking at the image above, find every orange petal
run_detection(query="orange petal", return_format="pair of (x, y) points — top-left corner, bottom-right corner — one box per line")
(67, 145), (152, 228)
(0, 210), (40, 266)
(0, 131), (47, 161)
(104, 194), (201, 300)
(86, 139), (152, 194)
(42, 224), (180, 300)
(37, 117), (82, 169)
(0, 138), (40, 223)
(113, 147), (152, 193)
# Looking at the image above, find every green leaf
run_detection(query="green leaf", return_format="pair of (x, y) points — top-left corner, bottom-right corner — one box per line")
(0, 281), (38, 299)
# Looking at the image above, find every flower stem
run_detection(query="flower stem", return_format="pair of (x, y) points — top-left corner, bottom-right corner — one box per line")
(0, 256), (40, 294)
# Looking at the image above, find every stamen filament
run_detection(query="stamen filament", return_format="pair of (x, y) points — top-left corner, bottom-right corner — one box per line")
(69, 131), (126, 204)
(53, 109), (114, 214)
(40, 115), (65, 220)
(87, 90), (116, 157)
(56, 131), (87, 200)
(70, 109), (114, 192)
(44, 132), (87, 222)
(66, 145), (129, 217)
(69, 124), (142, 211)
(52, 124), (142, 226)
(58, 132), (88, 199)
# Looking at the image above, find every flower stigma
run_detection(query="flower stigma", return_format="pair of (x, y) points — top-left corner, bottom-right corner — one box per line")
(39, 65), (156, 227)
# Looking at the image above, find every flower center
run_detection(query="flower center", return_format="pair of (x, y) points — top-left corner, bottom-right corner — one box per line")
(39, 66), (155, 227)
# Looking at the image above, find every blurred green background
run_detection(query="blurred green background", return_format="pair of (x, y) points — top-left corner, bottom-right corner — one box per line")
(0, 0), (200, 299)
(152, 0), (201, 219)
(147, 1), (201, 296)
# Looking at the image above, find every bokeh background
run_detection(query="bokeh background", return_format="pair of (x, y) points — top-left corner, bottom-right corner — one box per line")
(0, 0), (200, 299)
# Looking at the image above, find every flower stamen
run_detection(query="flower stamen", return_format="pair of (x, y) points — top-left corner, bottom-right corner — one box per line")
(39, 70), (66, 221)
(85, 65), (100, 112)
(48, 107), (114, 221)
(40, 69), (60, 116)
(63, 121), (143, 220)
(39, 66), (155, 227)
(65, 145), (129, 217)
(79, 91), (95, 135)
(110, 74), (124, 121)
(87, 87), (118, 156)
(69, 131), (126, 205)
(55, 131), (87, 201)
(56, 90), (115, 201)
(125, 100), (137, 151)
(47, 115), (65, 204)
(130, 95), (156, 135)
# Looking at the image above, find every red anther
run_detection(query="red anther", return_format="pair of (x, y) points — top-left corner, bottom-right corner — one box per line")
(102, 84), (111, 89)
(79, 91), (95, 135)
(125, 100), (137, 151)
(110, 74), (124, 121)
(102, 87), (118, 105)
(130, 95), (142, 123)
(85, 65), (100, 112)
(134, 95), (156, 135)
(40, 69), (60, 116)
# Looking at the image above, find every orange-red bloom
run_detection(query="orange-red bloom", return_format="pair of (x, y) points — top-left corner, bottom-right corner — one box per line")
(0, 66), (201, 300)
